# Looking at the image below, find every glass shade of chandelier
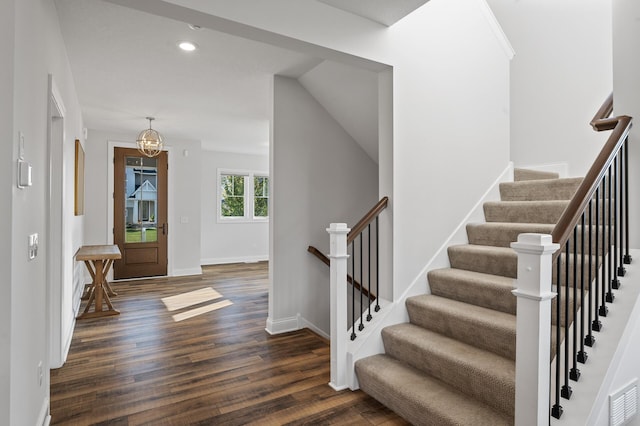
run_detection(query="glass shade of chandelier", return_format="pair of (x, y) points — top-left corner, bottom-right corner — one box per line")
(136, 117), (164, 157)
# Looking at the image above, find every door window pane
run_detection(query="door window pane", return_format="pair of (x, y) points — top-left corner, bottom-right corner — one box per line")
(124, 156), (158, 243)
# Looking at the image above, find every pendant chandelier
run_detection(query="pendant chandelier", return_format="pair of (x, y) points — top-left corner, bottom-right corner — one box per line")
(136, 117), (164, 157)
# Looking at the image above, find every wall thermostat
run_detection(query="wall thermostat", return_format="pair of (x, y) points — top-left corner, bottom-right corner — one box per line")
(17, 159), (32, 189)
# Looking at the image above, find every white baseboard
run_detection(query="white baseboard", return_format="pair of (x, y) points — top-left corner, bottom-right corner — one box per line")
(265, 316), (299, 335)
(172, 267), (203, 277)
(37, 397), (50, 426)
(298, 314), (329, 340)
(201, 255), (268, 265)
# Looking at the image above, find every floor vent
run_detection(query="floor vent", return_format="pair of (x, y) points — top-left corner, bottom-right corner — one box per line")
(610, 379), (638, 426)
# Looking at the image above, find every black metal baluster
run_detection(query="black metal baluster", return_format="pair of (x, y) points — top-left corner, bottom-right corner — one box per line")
(375, 217), (380, 312)
(606, 167), (615, 303)
(570, 230), (581, 380)
(618, 148), (626, 276)
(359, 234), (364, 331)
(578, 214), (588, 362)
(612, 158), (620, 289)
(594, 186), (605, 327)
(367, 225), (372, 322)
(586, 198), (597, 344)
(600, 179), (609, 316)
(350, 240), (356, 341)
(624, 138), (632, 265)
(552, 256), (564, 418)
(562, 241), (572, 399)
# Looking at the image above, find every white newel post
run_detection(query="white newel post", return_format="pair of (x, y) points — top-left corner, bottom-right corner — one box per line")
(327, 223), (350, 391)
(511, 233), (559, 426)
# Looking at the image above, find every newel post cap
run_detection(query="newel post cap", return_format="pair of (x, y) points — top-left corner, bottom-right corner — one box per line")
(511, 233), (559, 255)
(327, 223), (350, 234)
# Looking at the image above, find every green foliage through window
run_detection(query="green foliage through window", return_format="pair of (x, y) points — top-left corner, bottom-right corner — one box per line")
(220, 174), (245, 217)
(254, 176), (269, 217)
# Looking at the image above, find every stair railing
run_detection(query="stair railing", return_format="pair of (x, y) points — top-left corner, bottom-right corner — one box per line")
(511, 94), (632, 425)
(319, 196), (388, 390)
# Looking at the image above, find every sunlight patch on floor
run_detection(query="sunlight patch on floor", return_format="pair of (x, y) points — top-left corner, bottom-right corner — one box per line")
(172, 300), (234, 322)
(161, 287), (223, 311)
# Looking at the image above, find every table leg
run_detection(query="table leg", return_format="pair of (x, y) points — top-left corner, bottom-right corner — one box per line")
(102, 259), (118, 297)
(77, 258), (120, 319)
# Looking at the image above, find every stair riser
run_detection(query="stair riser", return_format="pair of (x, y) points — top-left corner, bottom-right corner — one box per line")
(449, 246), (601, 286)
(355, 356), (512, 426)
(499, 178), (583, 201)
(467, 224), (607, 251)
(407, 299), (516, 360)
(382, 328), (515, 416)
(484, 202), (568, 224)
(428, 271), (516, 315)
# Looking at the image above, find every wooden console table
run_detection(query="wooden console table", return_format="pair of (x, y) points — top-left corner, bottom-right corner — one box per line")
(75, 245), (122, 319)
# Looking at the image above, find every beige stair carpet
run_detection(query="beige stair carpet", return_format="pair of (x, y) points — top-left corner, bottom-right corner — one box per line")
(356, 170), (585, 425)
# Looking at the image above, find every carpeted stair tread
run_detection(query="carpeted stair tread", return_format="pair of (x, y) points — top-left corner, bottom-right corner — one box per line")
(448, 245), (517, 278)
(406, 295), (516, 360)
(484, 200), (569, 223)
(428, 268), (516, 314)
(466, 222), (555, 247)
(355, 354), (512, 426)
(382, 323), (515, 416)
(514, 168), (560, 181)
(499, 177), (582, 201)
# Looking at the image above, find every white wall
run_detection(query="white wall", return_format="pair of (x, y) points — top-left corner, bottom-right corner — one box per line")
(613, 0), (640, 248)
(84, 129), (203, 277)
(270, 76), (379, 334)
(486, 0), (613, 177)
(6, 0), (85, 423)
(0, 1), (15, 423)
(149, 0), (511, 315)
(200, 150), (269, 264)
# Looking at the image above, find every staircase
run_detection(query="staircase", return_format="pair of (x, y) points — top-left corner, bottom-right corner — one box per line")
(355, 169), (583, 425)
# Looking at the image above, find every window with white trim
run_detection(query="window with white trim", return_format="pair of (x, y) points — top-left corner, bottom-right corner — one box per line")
(218, 169), (269, 222)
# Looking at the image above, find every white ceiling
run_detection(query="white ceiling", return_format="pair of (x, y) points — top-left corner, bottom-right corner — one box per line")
(54, 0), (421, 157)
(317, 0), (429, 26)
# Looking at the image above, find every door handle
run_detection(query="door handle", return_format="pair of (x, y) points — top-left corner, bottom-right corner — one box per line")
(161, 223), (167, 235)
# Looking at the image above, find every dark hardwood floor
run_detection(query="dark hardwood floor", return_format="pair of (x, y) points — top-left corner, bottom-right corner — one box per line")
(50, 262), (407, 425)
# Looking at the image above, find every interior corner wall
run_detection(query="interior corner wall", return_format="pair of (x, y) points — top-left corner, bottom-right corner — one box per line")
(486, 0), (613, 177)
(9, 0), (85, 424)
(84, 129), (203, 276)
(613, 0), (640, 248)
(200, 150), (269, 264)
(271, 76), (378, 334)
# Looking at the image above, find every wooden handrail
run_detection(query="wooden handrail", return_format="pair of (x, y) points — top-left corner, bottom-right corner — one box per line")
(551, 93), (632, 257)
(347, 196), (389, 244)
(307, 245), (330, 267)
(590, 93), (614, 131)
(307, 245), (376, 300)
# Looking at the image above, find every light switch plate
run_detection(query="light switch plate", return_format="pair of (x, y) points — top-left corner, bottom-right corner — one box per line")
(28, 233), (38, 260)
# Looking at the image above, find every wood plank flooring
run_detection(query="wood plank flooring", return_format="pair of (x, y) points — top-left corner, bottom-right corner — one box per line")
(50, 262), (408, 425)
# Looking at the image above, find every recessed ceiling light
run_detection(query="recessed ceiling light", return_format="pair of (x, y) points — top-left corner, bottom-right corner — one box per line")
(178, 41), (198, 52)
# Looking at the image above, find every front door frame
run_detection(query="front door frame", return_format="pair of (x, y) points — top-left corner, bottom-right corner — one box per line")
(107, 140), (174, 279)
